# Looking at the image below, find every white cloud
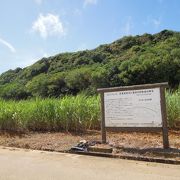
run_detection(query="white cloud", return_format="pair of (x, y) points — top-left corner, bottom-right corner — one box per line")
(83, 0), (97, 7)
(34, 0), (43, 5)
(32, 13), (65, 39)
(0, 37), (16, 53)
(152, 18), (161, 28)
(73, 8), (82, 16)
(12, 49), (49, 70)
(122, 16), (133, 35)
(39, 48), (49, 58)
(144, 16), (162, 29)
(77, 43), (88, 51)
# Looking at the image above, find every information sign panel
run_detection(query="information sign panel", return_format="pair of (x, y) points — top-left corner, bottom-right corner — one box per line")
(104, 88), (162, 127)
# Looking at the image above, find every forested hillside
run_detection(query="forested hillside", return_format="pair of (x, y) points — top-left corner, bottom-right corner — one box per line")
(0, 30), (180, 100)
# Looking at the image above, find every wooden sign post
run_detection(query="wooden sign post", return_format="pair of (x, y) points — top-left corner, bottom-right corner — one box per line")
(97, 82), (169, 149)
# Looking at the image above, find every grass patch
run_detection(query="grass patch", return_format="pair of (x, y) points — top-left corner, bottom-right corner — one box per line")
(0, 89), (179, 132)
(0, 95), (100, 132)
(166, 88), (180, 128)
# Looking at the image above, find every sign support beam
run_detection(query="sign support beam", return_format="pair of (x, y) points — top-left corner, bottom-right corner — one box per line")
(100, 93), (106, 143)
(160, 87), (169, 149)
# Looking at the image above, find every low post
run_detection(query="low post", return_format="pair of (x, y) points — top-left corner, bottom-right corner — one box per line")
(160, 87), (169, 149)
(100, 93), (106, 143)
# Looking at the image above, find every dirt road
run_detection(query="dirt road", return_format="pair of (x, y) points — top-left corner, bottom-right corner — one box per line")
(0, 147), (179, 180)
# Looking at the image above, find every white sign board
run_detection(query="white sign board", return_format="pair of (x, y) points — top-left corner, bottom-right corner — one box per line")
(104, 88), (162, 127)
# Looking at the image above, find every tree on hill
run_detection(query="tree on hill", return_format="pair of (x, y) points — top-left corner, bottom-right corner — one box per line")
(0, 30), (179, 99)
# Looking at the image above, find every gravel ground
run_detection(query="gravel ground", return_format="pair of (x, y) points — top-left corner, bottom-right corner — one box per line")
(0, 130), (179, 152)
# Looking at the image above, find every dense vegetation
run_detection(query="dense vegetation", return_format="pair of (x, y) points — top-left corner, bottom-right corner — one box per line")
(0, 89), (179, 132)
(0, 95), (100, 132)
(166, 88), (180, 128)
(0, 30), (180, 100)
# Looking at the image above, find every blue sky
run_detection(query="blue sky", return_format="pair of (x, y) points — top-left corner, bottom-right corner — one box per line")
(0, 0), (180, 74)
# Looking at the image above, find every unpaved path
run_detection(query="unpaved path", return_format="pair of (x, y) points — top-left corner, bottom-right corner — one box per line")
(0, 130), (179, 152)
(0, 147), (179, 180)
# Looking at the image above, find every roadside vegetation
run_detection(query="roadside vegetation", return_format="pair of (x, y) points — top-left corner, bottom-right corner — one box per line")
(0, 95), (100, 132)
(0, 89), (179, 132)
(0, 30), (179, 132)
(166, 87), (180, 128)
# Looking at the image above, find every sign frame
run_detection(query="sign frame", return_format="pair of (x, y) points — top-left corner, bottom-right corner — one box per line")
(97, 82), (169, 149)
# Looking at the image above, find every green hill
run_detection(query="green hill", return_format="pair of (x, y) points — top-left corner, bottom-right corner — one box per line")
(0, 30), (180, 100)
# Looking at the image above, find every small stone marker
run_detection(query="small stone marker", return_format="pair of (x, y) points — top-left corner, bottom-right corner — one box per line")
(88, 145), (113, 153)
(97, 82), (169, 149)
